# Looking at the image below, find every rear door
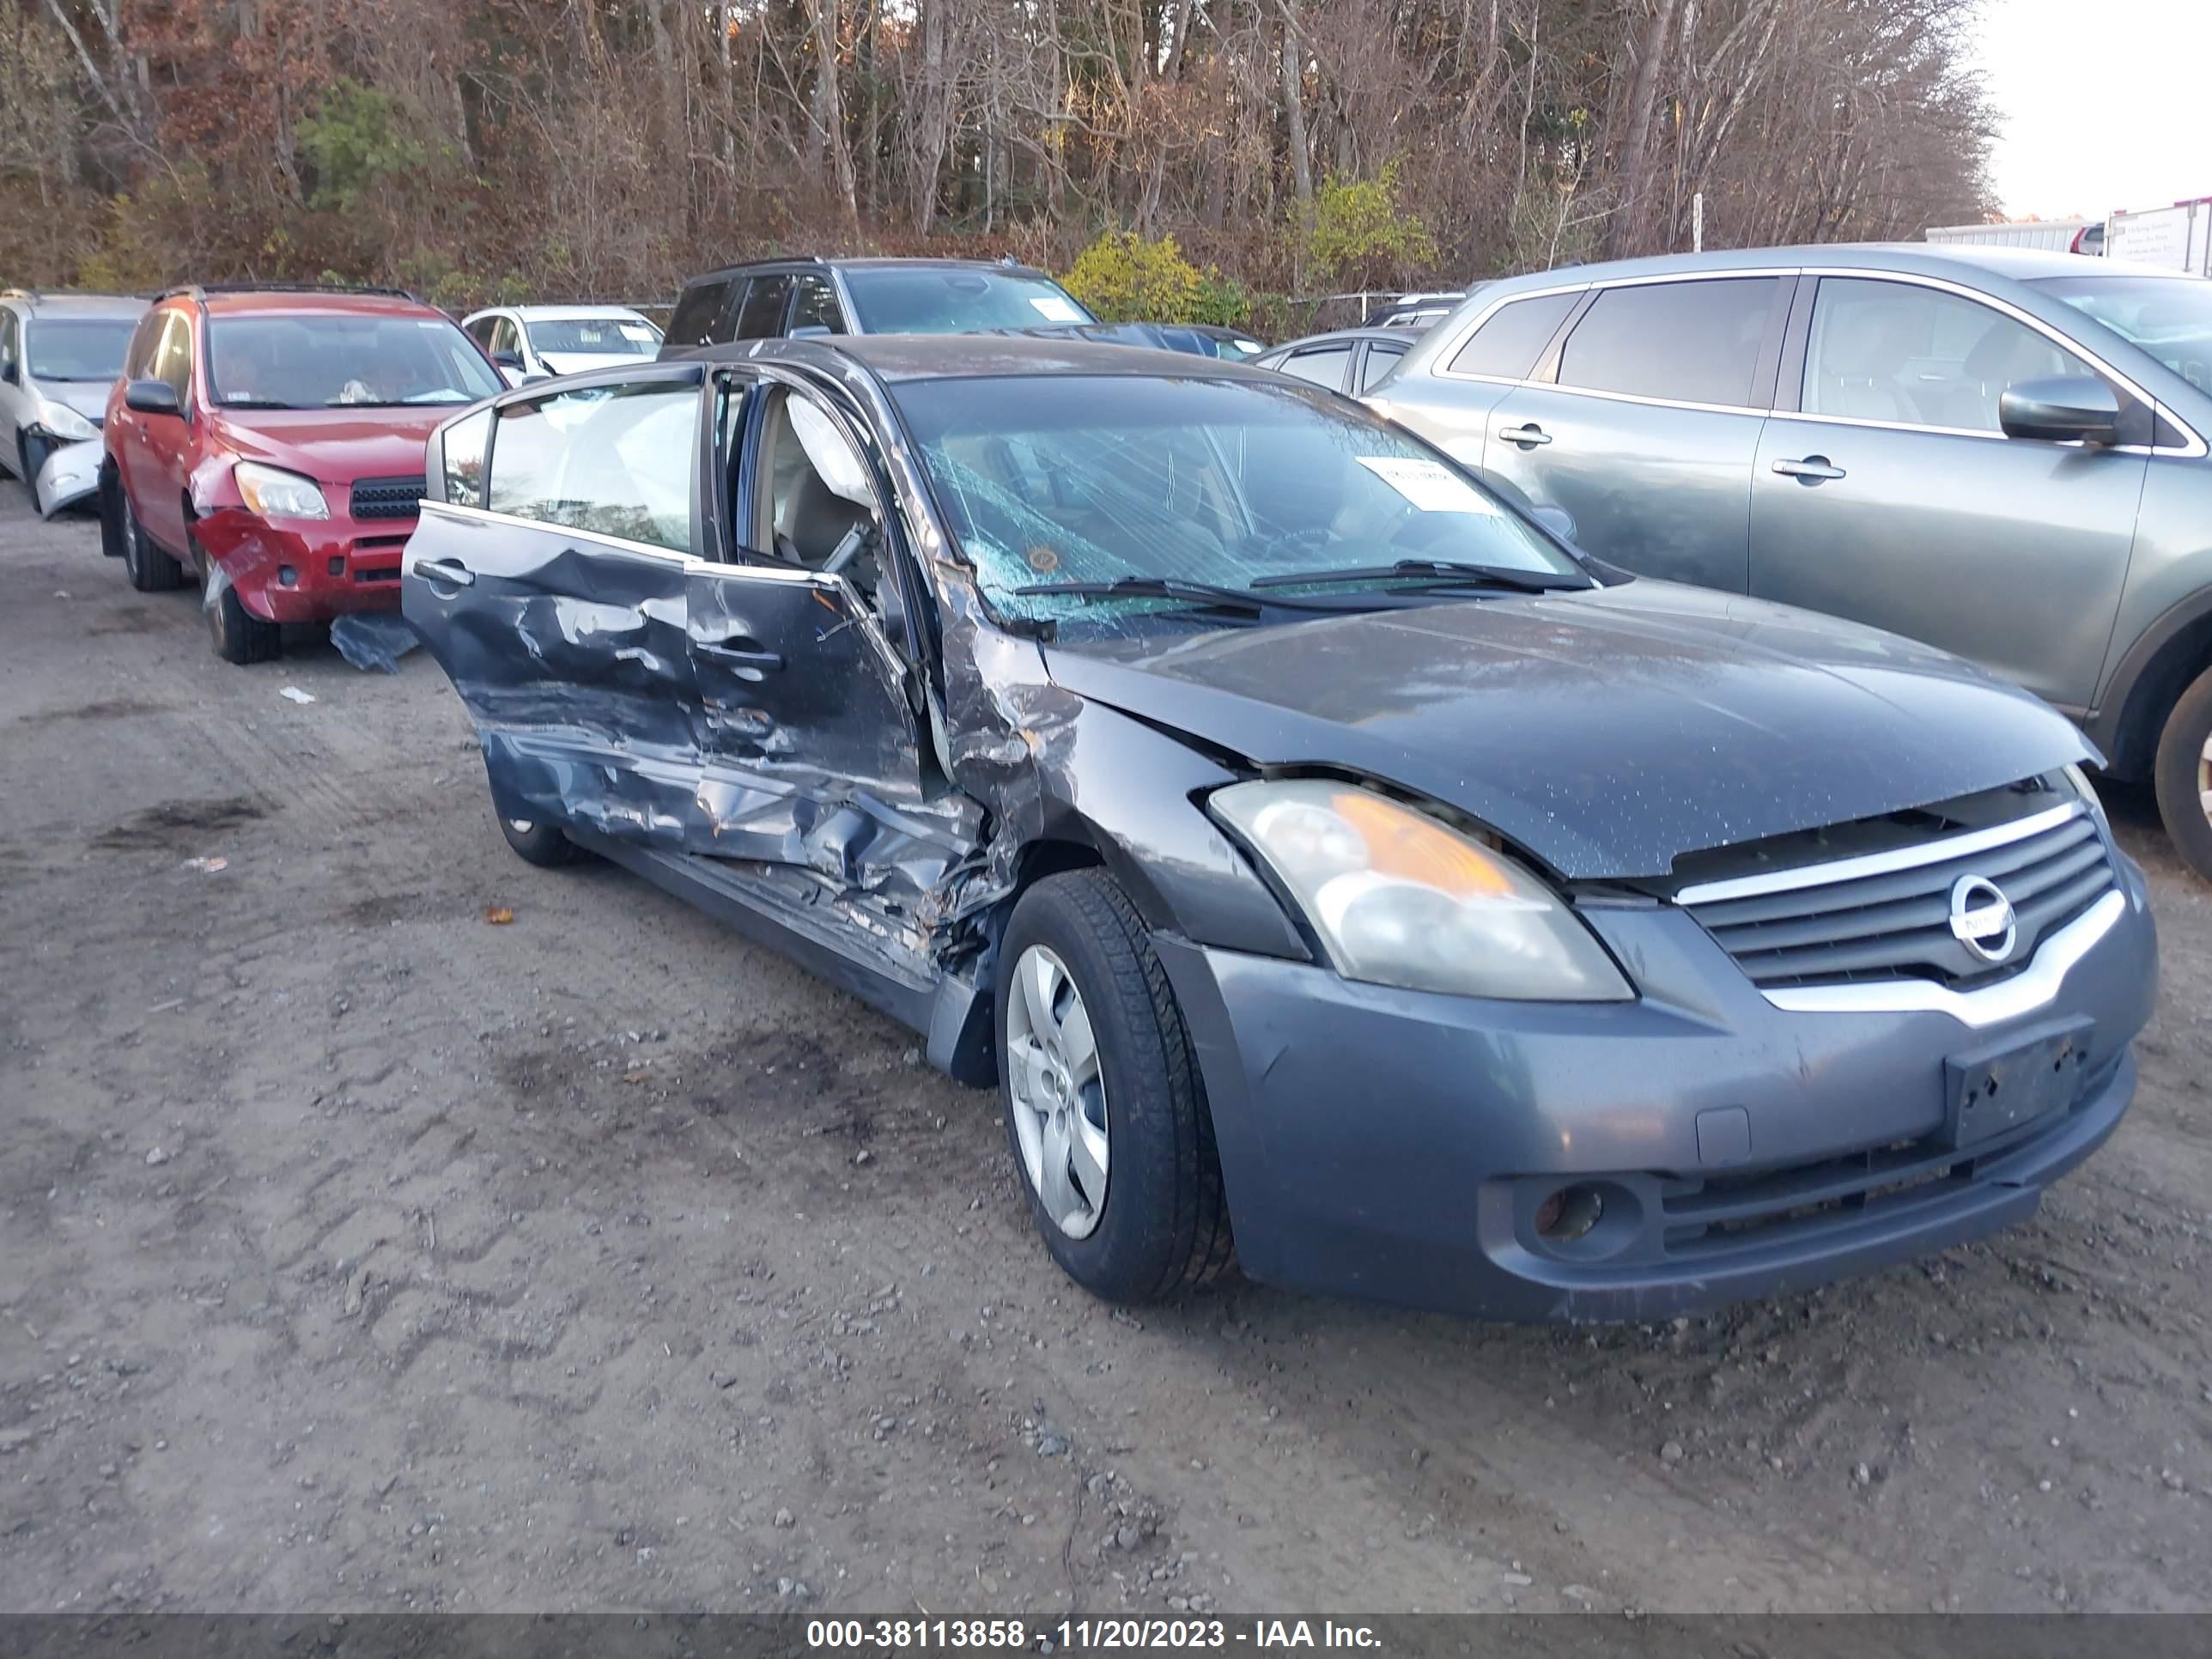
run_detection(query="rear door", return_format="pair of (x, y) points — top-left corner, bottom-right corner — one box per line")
(404, 367), (714, 845)
(1483, 274), (1790, 592)
(135, 311), (199, 551)
(1749, 272), (2149, 709)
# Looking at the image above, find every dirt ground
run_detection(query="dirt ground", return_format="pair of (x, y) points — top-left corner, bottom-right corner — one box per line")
(3, 485), (2210, 1618)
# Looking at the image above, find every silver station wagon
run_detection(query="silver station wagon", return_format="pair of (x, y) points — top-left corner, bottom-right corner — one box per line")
(1368, 246), (2212, 880)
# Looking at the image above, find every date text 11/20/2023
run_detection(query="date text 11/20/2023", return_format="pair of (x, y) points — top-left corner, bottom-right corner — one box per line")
(805, 1620), (1383, 1650)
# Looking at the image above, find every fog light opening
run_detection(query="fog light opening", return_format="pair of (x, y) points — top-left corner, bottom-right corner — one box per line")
(277, 564), (299, 587)
(1534, 1183), (1605, 1244)
(328, 556), (345, 577)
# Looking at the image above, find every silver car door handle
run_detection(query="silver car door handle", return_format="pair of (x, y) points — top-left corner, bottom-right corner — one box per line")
(414, 558), (475, 586)
(1498, 423), (1553, 447)
(1771, 457), (1846, 481)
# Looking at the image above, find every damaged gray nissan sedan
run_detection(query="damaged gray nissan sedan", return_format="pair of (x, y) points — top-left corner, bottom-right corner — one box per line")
(402, 336), (2157, 1322)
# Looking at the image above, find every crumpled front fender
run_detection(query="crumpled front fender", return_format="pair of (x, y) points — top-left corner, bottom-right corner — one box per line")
(35, 439), (101, 520)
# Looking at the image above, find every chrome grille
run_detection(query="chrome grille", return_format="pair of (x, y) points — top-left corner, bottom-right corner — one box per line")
(349, 475), (426, 520)
(1679, 803), (2114, 989)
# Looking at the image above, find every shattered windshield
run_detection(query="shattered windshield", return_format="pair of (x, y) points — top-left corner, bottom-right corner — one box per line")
(27, 318), (137, 381)
(890, 374), (1587, 626)
(842, 268), (1096, 334)
(207, 313), (505, 410)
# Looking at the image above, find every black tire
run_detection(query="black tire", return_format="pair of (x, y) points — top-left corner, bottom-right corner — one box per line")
(2154, 663), (2212, 882)
(118, 485), (182, 592)
(994, 868), (1234, 1304)
(496, 807), (583, 868)
(208, 575), (283, 664)
(98, 465), (128, 558)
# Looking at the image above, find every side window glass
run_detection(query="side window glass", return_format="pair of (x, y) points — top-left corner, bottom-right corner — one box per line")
(757, 391), (880, 572)
(1447, 291), (1579, 380)
(465, 317), (494, 348)
(1278, 345), (1352, 389)
(489, 318), (518, 358)
(1803, 277), (2088, 433)
(733, 275), (795, 340)
(1558, 277), (1779, 407)
(441, 408), (491, 507)
(790, 274), (845, 335)
(0, 312), (16, 374)
(1358, 341), (1408, 392)
(124, 313), (162, 379)
(156, 315), (194, 403)
(666, 279), (733, 347)
(486, 380), (700, 552)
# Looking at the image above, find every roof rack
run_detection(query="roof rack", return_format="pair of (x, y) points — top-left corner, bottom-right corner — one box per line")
(155, 282), (423, 303)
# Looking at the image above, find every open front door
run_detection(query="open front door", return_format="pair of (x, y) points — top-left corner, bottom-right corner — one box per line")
(404, 368), (714, 846)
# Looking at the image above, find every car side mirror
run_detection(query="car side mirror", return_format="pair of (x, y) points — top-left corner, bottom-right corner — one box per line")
(0, 360), (17, 386)
(125, 378), (180, 417)
(789, 324), (833, 339)
(1530, 504), (1577, 543)
(1999, 375), (2121, 445)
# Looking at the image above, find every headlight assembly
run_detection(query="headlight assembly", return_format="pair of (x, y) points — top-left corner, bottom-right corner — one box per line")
(1212, 779), (1631, 1002)
(234, 461), (331, 520)
(32, 401), (97, 443)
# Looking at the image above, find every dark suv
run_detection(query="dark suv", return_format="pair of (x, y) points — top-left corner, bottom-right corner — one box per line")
(661, 257), (1097, 349)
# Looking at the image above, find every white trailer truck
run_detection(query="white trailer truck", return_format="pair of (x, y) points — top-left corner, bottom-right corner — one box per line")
(2105, 198), (2212, 276)
(1925, 218), (2101, 253)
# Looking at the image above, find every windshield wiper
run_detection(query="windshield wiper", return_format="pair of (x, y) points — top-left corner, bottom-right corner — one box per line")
(1249, 558), (1583, 594)
(1012, 575), (1360, 615)
(217, 397), (305, 410)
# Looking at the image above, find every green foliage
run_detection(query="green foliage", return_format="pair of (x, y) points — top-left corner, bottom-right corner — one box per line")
(1190, 270), (1254, 328)
(1061, 230), (1203, 323)
(1303, 161), (1439, 289)
(295, 80), (433, 211)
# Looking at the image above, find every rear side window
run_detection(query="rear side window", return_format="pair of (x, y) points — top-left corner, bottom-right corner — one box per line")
(125, 311), (167, 379)
(790, 273), (846, 334)
(1558, 277), (1780, 407)
(1358, 340), (1408, 392)
(1277, 345), (1352, 390)
(1447, 292), (1578, 380)
(154, 313), (195, 403)
(732, 275), (794, 340)
(666, 278), (734, 348)
(485, 380), (700, 551)
(440, 408), (491, 507)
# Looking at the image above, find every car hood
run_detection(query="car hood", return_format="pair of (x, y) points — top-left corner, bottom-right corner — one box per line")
(40, 381), (114, 424)
(1039, 580), (2094, 880)
(212, 407), (453, 481)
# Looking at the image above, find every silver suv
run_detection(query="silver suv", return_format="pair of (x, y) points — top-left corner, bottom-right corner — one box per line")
(1368, 246), (2212, 879)
(0, 289), (146, 516)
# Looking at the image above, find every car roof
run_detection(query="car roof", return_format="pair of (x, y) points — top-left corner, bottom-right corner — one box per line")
(181, 289), (443, 318)
(1466, 241), (2184, 294)
(674, 332), (1271, 385)
(3, 291), (148, 319)
(684, 256), (1054, 283)
(1261, 327), (1420, 354)
(471, 303), (657, 323)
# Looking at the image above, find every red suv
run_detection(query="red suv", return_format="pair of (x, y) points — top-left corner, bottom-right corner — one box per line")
(100, 285), (504, 663)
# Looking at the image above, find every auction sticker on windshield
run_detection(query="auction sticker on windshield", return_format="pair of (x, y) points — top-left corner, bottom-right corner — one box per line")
(1029, 295), (1085, 322)
(1354, 455), (1498, 514)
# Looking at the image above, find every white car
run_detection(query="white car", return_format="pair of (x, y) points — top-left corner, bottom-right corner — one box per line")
(460, 304), (665, 386)
(0, 289), (147, 517)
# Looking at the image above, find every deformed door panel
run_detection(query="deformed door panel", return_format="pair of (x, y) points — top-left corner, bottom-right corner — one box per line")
(687, 564), (975, 933)
(405, 504), (708, 846)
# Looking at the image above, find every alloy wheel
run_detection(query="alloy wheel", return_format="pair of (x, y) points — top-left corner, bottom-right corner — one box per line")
(1003, 944), (1109, 1239)
(2199, 733), (2212, 828)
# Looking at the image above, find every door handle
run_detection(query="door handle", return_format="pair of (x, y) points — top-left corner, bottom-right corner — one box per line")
(698, 639), (784, 672)
(1498, 422), (1553, 447)
(1772, 456), (1845, 482)
(415, 557), (475, 586)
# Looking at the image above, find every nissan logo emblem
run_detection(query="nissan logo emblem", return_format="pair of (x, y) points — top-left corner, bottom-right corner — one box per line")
(1949, 874), (2018, 964)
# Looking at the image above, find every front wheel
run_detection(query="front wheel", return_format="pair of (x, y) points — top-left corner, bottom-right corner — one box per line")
(995, 869), (1233, 1304)
(2154, 663), (2212, 882)
(208, 574), (283, 664)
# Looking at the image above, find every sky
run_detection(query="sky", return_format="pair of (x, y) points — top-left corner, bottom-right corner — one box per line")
(1971, 0), (2212, 221)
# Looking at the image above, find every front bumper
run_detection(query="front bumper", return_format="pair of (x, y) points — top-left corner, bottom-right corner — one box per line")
(1155, 853), (2157, 1322)
(34, 438), (101, 519)
(191, 506), (414, 623)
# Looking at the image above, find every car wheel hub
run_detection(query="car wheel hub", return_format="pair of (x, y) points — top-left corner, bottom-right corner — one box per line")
(1005, 944), (1109, 1240)
(2198, 734), (2212, 826)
